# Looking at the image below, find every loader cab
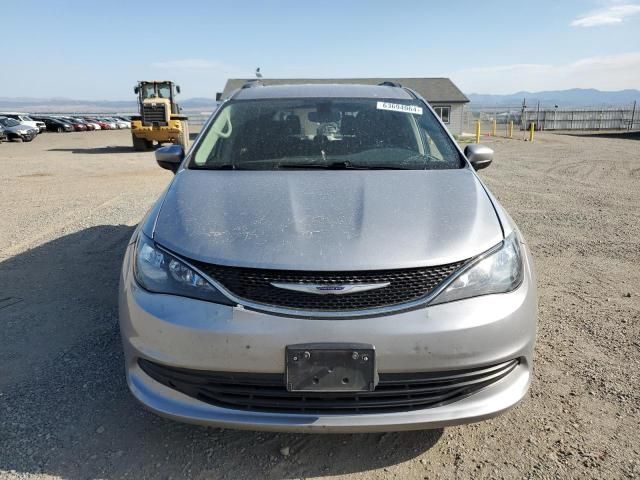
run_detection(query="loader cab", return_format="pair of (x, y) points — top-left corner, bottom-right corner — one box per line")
(134, 81), (181, 114)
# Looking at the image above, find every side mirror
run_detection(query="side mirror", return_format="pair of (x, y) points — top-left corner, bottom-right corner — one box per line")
(155, 145), (184, 173)
(176, 85), (181, 94)
(464, 144), (493, 170)
(134, 86), (139, 94)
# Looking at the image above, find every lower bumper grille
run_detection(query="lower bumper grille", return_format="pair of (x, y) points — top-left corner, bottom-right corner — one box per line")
(139, 358), (519, 414)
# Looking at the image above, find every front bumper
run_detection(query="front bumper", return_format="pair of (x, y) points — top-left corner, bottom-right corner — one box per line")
(118, 243), (537, 432)
(13, 131), (36, 141)
(131, 119), (183, 142)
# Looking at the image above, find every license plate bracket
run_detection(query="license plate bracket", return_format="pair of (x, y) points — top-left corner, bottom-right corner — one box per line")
(286, 343), (377, 392)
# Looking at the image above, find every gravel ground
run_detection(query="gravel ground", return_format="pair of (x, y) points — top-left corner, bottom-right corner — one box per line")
(1, 130), (639, 479)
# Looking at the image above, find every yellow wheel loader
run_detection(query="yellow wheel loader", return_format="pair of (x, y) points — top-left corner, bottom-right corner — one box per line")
(130, 81), (189, 151)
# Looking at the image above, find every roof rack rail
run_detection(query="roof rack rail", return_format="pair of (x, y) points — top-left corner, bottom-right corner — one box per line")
(241, 79), (263, 89)
(378, 81), (402, 88)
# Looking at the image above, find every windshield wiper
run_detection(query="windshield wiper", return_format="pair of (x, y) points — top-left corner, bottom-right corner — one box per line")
(197, 164), (250, 170)
(344, 164), (415, 170)
(278, 161), (412, 170)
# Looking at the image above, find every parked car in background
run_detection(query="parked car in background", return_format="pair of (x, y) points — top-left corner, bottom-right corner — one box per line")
(83, 119), (101, 130)
(84, 118), (111, 129)
(109, 116), (131, 128)
(0, 112), (46, 133)
(31, 116), (74, 132)
(0, 116), (38, 141)
(59, 117), (87, 131)
(55, 118), (79, 131)
(70, 117), (96, 131)
(100, 117), (120, 129)
(115, 116), (132, 128)
(98, 118), (118, 129)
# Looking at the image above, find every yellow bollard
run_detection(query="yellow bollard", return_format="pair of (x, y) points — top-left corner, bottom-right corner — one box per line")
(475, 120), (481, 143)
(509, 121), (513, 138)
(491, 119), (497, 137)
(529, 122), (535, 142)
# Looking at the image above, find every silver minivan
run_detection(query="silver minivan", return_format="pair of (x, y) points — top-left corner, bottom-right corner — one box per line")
(119, 83), (537, 432)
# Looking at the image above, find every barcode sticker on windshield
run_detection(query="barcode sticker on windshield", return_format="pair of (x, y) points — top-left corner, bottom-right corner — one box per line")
(376, 102), (423, 115)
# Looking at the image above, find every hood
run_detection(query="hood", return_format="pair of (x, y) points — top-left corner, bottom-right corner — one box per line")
(153, 169), (503, 270)
(7, 124), (32, 133)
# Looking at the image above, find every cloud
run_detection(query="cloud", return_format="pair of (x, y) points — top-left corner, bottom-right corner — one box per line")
(571, 3), (640, 27)
(151, 59), (234, 70)
(453, 52), (640, 94)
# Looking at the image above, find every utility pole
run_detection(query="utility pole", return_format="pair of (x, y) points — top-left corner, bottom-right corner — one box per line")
(630, 100), (637, 132)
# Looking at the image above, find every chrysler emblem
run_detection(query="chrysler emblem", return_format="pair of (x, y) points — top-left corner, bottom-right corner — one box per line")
(270, 282), (390, 295)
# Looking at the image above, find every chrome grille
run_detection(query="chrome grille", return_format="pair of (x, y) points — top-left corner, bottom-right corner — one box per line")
(192, 261), (467, 311)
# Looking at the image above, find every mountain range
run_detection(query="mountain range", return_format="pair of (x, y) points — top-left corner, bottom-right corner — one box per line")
(467, 88), (640, 109)
(1, 88), (638, 113)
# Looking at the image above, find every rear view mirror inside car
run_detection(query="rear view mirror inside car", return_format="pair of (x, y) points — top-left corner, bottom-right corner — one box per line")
(308, 109), (340, 123)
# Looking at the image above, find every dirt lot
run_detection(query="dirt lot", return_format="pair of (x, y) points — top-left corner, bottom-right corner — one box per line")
(1, 130), (639, 479)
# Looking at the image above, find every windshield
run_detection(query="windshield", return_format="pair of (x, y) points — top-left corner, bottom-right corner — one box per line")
(141, 83), (156, 99)
(157, 83), (172, 99)
(0, 118), (20, 127)
(190, 98), (462, 170)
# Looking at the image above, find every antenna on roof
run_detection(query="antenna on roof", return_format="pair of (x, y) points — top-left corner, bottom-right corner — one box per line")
(255, 67), (263, 79)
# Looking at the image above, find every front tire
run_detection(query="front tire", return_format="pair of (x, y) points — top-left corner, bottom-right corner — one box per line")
(132, 135), (148, 151)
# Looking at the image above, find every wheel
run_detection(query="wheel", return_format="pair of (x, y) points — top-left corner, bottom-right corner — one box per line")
(176, 120), (189, 149)
(132, 135), (148, 151)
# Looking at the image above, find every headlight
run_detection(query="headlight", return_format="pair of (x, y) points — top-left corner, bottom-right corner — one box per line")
(134, 233), (234, 305)
(430, 232), (524, 305)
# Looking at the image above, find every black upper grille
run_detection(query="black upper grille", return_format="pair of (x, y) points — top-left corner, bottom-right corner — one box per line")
(192, 261), (467, 311)
(139, 358), (519, 414)
(142, 103), (167, 125)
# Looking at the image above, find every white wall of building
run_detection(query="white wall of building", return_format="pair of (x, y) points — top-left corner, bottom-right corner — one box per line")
(431, 103), (466, 135)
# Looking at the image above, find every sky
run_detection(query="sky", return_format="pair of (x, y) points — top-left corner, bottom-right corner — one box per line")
(2, 0), (639, 100)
